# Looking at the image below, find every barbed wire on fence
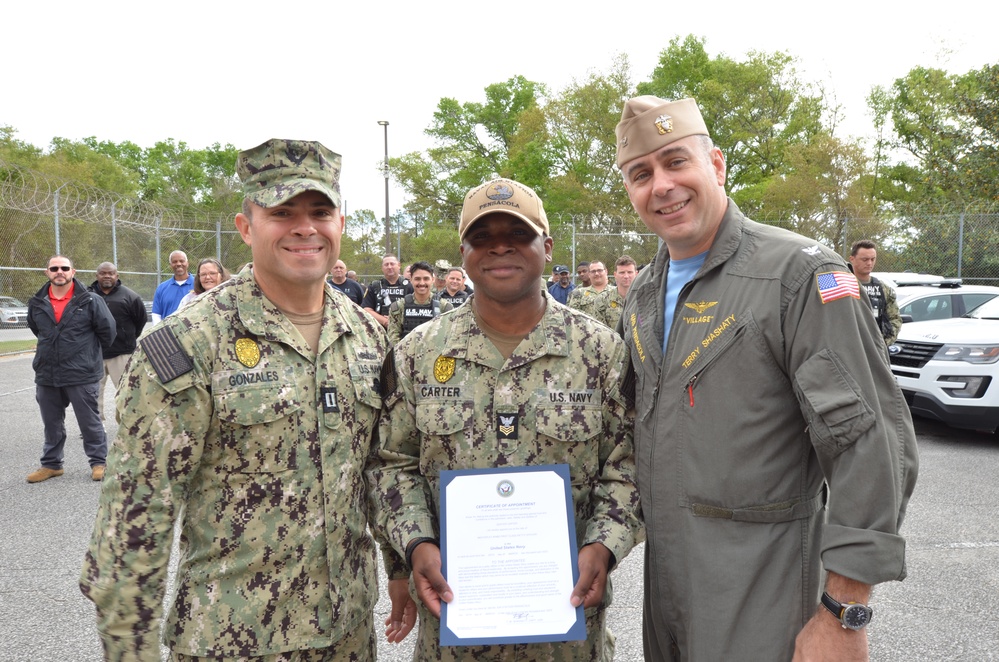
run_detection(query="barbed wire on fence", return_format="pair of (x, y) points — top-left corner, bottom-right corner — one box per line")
(3, 159), (999, 305)
(0, 158), (232, 232)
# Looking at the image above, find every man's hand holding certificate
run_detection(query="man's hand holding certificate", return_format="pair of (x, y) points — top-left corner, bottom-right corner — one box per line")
(410, 464), (604, 646)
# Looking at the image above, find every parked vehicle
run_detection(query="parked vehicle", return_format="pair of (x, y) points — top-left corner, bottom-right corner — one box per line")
(896, 284), (999, 323)
(0, 296), (29, 328)
(889, 296), (999, 433)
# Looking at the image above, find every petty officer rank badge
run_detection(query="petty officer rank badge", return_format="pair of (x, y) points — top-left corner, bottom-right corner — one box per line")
(497, 413), (520, 440)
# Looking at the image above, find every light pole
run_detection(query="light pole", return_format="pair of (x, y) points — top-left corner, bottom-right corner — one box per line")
(378, 120), (391, 255)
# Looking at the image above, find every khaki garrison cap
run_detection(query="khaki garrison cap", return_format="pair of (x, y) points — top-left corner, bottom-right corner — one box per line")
(459, 178), (549, 240)
(237, 139), (342, 208)
(615, 96), (709, 168)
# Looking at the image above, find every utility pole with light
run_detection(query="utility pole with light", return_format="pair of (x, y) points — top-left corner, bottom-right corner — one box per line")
(378, 120), (391, 255)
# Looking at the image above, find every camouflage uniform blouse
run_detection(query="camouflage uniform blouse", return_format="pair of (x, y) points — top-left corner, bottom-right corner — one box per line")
(80, 267), (396, 661)
(367, 292), (643, 660)
(594, 288), (625, 330)
(567, 285), (606, 319)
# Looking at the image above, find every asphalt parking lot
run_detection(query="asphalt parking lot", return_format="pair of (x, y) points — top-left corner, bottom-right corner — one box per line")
(1, 351), (997, 661)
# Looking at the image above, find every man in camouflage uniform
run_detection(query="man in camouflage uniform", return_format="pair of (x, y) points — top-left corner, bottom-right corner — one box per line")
(593, 255), (637, 329)
(80, 139), (413, 661)
(386, 260), (454, 345)
(367, 177), (643, 661)
(568, 260), (609, 317)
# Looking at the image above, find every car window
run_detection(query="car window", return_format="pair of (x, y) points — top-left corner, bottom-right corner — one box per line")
(961, 293), (997, 314)
(900, 294), (953, 322)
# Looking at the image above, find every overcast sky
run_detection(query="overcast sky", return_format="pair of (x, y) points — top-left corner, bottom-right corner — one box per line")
(4, 0), (994, 219)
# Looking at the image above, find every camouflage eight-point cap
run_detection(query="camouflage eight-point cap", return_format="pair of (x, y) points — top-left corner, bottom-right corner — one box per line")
(237, 139), (342, 209)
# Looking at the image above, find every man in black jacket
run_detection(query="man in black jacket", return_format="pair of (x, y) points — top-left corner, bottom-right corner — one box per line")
(27, 256), (116, 483)
(90, 262), (147, 422)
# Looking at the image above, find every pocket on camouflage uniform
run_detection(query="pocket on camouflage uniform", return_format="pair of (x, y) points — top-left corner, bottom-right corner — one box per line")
(213, 368), (303, 473)
(535, 405), (602, 482)
(414, 401), (474, 474)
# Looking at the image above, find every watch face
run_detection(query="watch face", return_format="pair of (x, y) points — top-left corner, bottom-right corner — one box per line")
(842, 604), (872, 630)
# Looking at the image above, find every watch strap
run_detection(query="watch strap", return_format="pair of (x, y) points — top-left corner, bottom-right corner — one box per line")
(821, 591), (872, 630)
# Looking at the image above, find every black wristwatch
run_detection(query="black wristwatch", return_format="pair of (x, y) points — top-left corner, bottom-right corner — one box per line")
(821, 592), (873, 630)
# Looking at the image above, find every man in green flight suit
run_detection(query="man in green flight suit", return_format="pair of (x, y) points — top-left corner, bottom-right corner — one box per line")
(80, 139), (414, 661)
(367, 177), (644, 661)
(615, 95), (919, 660)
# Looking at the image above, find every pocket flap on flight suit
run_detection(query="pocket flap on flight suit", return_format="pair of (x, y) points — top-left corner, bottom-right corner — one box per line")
(692, 490), (825, 523)
(793, 349), (876, 456)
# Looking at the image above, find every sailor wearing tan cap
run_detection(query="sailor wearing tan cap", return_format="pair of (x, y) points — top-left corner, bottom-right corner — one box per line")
(368, 177), (643, 661)
(615, 97), (918, 660)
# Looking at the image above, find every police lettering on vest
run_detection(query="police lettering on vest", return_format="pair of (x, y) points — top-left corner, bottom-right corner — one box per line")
(368, 278), (411, 316)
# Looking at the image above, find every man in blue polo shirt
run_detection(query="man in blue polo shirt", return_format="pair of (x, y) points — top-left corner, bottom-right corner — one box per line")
(151, 250), (194, 323)
(547, 264), (575, 305)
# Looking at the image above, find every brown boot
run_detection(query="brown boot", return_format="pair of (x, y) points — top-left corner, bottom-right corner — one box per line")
(91, 465), (106, 481)
(27, 467), (64, 483)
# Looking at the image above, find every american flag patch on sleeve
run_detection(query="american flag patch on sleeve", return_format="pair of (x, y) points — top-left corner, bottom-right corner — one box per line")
(815, 271), (860, 304)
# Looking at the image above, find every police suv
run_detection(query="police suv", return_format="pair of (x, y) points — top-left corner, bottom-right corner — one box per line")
(889, 295), (999, 433)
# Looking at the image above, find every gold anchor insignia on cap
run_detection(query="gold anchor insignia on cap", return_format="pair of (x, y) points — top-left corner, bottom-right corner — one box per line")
(235, 337), (261, 368)
(434, 355), (455, 383)
(654, 114), (674, 135)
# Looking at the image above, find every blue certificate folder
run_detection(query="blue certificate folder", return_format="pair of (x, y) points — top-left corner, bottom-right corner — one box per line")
(439, 463), (586, 646)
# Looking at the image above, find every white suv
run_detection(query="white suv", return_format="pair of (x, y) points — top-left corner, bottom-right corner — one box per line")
(889, 296), (999, 433)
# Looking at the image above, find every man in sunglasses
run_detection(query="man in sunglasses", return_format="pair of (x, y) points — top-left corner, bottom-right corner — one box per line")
(26, 255), (116, 483)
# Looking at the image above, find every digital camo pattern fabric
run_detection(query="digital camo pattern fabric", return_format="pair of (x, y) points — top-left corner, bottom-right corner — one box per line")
(567, 286), (604, 319)
(367, 291), (644, 661)
(594, 288), (625, 330)
(80, 265), (394, 661)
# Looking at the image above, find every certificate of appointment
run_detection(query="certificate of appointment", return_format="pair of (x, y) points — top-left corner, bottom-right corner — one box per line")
(439, 464), (585, 646)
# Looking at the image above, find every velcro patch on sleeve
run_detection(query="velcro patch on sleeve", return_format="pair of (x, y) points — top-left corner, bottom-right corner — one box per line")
(140, 327), (194, 383)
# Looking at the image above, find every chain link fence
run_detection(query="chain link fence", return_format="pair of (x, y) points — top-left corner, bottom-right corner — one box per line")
(3, 159), (998, 349)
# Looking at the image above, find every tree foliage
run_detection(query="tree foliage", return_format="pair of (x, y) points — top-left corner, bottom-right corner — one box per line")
(391, 76), (547, 228)
(637, 35), (825, 215)
(872, 64), (999, 205)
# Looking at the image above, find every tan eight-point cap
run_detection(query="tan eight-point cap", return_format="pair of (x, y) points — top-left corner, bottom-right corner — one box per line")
(615, 96), (709, 168)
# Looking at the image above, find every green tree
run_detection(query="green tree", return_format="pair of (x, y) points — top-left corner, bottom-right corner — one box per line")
(83, 137), (240, 211)
(873, 64), (999, 205)
(391, 76), (547, 226)
(543, 54), (634, 219)
(637, 35), (825, 215)
(760, 133), (885, 252)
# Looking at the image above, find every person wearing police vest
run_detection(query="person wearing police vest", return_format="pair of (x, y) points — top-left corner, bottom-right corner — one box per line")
(386, 261), (453, 344)
(848, 239), (902, 345)
(361, 253), (413, 328)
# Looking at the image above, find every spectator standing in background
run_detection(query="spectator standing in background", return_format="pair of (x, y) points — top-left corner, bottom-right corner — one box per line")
(27, 255), (116, 483)
(362, 254), (413, 328)
(178, 258), (230, 309)
(547, 264), (575, 304)
(328, 259), (365, 305)
(848, 239), (902, 345)
(151, 250), (194, 322)
(89, 262), (146, 422)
